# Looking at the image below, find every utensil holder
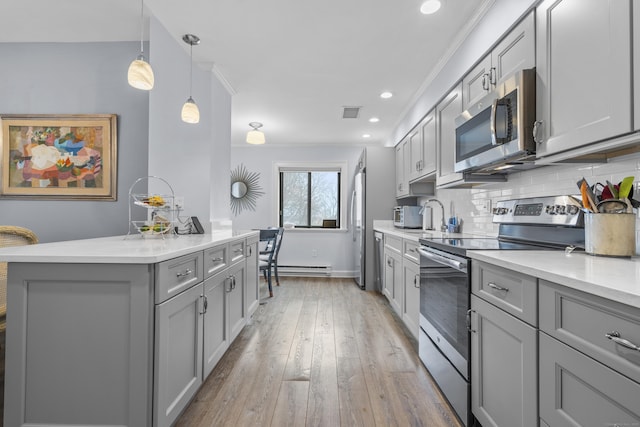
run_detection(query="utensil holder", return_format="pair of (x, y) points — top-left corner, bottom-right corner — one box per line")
(584, 213), (636, 257)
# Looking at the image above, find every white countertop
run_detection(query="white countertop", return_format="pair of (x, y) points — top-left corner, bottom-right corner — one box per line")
(469, 250), (640, 308)
(0, 230), (259, 264)
(373, 223), (488, 242)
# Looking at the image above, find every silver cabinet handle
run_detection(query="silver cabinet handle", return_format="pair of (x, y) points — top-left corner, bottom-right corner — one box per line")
(211, 257), (224, 262)
(414, 274), (420, 288)
(605, 331), (640, 352)
(199, 295), (208, 315)
(176, 269), (193, 278)
(489, 67), (496, 85)
(487, 282), (509, 292)
(247, 246), (252, 257)
(226, 277), (233, 293)
(482, 74), (488, 91)
(387, 257), (393, 267)
(533, 120), (543, 144)
(234, 248), (243, 254)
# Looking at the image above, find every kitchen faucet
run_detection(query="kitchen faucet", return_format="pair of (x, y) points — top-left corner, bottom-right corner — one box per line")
(425, 198), (448, 232)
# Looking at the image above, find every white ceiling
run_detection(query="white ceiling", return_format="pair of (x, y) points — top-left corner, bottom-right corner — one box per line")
(0, 0), (491, 147)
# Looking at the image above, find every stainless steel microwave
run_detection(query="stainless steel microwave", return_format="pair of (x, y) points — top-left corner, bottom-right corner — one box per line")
(454, 68), (536, 173)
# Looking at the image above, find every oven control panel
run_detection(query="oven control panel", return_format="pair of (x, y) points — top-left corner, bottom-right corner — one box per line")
(492, 195), (583, 226)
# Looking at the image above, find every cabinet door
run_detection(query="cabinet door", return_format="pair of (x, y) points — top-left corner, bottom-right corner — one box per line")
(383, 250), (395, 301)
(436, 83), (463, 187)
(462, 56), (492, 111)
(203, 271), (229, 379)
(408, 128), (422, 182)
(154, 283), (203, 427)
(227, 261), (246, 342)
(395, 143), (405, 197)
(471, 294), (537, 427)
(245, 238), (259, 316)
(402, 259), (420, 339)
(536, 0), (631, 156)
(390, 250), (403, 315)
(492, 11), (535, 86)
(539, 332), (640, 427)
(419, 111), (437, 177)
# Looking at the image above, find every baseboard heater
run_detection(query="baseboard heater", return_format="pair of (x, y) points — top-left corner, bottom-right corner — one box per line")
(277, 265), (332, 276)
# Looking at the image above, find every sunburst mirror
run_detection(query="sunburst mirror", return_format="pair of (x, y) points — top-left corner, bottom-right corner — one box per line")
(230, 163), (264, 215)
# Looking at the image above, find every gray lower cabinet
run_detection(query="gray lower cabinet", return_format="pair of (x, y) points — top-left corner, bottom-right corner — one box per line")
(470, 294), (538, 427)
(539, 332), (640, 427)
(203, 269), (229, 379)
(402, 258), (419, 339)
(4, 235), (256, 427)
(5, 263), (154, 427)
(154, 282), (204, 427)
(538, 280), (640, 427)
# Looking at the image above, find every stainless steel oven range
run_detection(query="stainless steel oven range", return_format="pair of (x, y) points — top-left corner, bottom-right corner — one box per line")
(418, 195), (585, 427)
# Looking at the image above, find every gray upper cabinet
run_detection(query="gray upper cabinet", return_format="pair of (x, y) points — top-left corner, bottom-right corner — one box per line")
(535, 0), (632, 157)
(462, 12), (535, 110)
(408, 127), (422, 182)
(395, 140), (409, 198)
(408, 112), (437, 182)
(436, 83), (463, 187)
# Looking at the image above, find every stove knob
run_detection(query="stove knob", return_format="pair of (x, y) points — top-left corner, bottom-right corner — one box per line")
(492, 207), (500, 215)
(547, 205), (556, 215)
(500, 207), (508, 215)
(556, 204), (566, 215)
(567, 205), (579, 215)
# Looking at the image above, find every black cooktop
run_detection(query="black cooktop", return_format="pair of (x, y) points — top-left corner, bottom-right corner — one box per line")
(419, 237), (560, 257)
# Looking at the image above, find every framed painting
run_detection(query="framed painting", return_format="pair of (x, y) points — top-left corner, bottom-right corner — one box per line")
(0, 114), (117, 200)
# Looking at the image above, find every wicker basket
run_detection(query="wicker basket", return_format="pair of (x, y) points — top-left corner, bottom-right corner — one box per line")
(0, 226), (38, 318)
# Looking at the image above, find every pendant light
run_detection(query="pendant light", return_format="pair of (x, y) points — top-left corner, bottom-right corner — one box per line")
(181, 34), (201, 124)
(246, 122), (266, 145)
(420, 0), (441, 14)
(127, 0), (154, 90)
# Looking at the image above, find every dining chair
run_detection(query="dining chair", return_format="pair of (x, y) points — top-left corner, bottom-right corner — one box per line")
(0, 226), (38, 324)
(264, 227), (284, 286)
(259, 228), (279, 297)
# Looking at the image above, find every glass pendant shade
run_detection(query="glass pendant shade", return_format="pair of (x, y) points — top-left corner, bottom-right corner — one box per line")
(128, 56), (155, 90)
(420, 0), (441, 14)
(246, 130), (266, 145)
(181, 97), (200, 124)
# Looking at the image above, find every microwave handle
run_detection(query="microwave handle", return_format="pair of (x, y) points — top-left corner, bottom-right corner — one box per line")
(490, 98), (512, 145)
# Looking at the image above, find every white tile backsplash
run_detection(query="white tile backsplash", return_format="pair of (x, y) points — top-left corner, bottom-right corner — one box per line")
(416, 155), (640, 253)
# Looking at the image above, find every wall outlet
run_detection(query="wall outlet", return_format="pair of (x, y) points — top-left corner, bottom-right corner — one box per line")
(174, 197), (185, 210)
(478, 199), (491, 214)
(311, 249), (318, 258)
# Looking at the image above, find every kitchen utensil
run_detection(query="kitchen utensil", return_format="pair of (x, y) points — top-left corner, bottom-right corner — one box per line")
(585, 213), (636, 257)
(592, 182), (605, 202)
(578, 178), (598, 211)
(619, 176), (634, 199)
(596, 199), (627, 214)
(605, 180), (619, 199)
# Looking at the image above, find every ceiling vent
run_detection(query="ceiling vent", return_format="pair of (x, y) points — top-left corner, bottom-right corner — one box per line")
(342, 106), (361, 119)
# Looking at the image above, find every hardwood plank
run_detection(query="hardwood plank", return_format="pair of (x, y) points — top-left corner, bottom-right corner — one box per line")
(282, 291), (318, 381)
(306, 329), (339, 426)
(174, 278), (462, 427)
(337, 356), (376, 427)
(270, 380), (310, 427)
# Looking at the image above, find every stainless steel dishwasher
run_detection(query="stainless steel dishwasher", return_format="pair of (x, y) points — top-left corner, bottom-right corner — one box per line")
(373, 231), (384, 293)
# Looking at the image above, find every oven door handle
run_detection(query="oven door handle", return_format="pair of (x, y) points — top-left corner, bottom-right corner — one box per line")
(418, 247), (467, 273)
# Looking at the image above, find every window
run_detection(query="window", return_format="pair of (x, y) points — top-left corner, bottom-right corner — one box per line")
(279, 167), (341, 228)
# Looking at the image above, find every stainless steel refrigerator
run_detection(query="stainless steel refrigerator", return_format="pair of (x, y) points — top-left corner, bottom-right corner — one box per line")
(351, 147), (396, 291)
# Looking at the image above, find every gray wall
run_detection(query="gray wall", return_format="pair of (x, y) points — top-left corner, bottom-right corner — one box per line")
(0, 42), (149, 243)
(148, 16), (232, 230)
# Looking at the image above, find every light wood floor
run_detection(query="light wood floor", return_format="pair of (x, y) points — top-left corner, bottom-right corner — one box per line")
(176, 277), (463, 427)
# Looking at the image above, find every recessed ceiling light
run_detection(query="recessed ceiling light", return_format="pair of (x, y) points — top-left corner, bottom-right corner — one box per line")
(380, 91), (393, 99)
(420, 0), (441, 14)
(362, 134), (371, 138)
(369, 117), (380, 123)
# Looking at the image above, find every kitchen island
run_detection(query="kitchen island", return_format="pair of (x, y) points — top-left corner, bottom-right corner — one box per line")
(0, 230), (259, 427)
